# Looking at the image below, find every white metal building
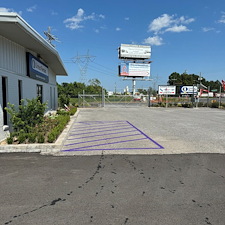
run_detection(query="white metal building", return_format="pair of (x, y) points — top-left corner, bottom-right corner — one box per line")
(0, 13), (67, 141)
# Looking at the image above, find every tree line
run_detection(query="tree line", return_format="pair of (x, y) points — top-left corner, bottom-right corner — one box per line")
(57, 79), (105, 107)
(168, 72), (222, 91)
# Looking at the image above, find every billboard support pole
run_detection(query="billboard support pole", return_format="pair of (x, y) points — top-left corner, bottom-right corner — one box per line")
(132, 79), (136, 96)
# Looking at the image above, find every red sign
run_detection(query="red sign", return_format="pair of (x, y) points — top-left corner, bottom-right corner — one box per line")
(222, 80), (225, 91)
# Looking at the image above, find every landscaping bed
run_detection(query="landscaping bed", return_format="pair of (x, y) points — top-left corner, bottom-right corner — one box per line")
(5, 98), (77, 145)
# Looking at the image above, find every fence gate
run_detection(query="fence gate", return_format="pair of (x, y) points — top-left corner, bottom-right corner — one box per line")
(78, 92), (150, 108)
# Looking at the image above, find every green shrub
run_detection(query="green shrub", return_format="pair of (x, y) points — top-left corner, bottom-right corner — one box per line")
(56, 109), (69, 116)
(18, 133), (26, 144)
(37, 134), (45, 143)
(5, 98), (47, 133)
(28, 133), (37, 143)
(59, 94), (70, 108)
(47, 114), (70, 143)
(7, 136), (13, 144)
(47, 132), (56, 143)
(69, 107), (77, 115)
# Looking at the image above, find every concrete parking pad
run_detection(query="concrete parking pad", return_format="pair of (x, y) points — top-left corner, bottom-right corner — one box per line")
(57, 107), (225, 156)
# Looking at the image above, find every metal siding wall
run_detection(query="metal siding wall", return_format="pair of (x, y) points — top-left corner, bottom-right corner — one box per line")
(0, 35), (26, 76)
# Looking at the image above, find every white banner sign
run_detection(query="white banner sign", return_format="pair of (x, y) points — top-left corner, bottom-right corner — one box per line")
(180, 86), (198, 94)
(158, 86), (176, 95)
(119, 44), (151, 59)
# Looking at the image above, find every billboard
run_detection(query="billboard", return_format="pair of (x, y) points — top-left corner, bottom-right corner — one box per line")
(158, 86), (176, 95)
(180, 86), (198, 94)
(119, 44), (151, 59)
(119, 63), (150, 77)
(26, 52), (49, 83)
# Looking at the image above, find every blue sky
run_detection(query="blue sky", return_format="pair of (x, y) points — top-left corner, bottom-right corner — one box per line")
(1, 0), (225, 92)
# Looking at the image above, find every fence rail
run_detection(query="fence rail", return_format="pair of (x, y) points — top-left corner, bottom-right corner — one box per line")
(76, 93), (225, 108)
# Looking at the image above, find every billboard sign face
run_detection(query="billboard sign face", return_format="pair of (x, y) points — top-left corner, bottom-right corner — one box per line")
(119, 44), (151, 59)
(26, 52), (49, 83)
(119, 63), (150, 77)
(180, 86), (198, 94)
(158, 86), (176, 95)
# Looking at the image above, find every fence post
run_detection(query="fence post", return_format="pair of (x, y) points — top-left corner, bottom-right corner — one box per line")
(148, 87), (151, 107)
(83, 90), (85, 108)
(102, 87), (105, 107)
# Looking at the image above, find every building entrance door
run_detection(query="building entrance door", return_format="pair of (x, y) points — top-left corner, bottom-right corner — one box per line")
(2, 77), (8, 125)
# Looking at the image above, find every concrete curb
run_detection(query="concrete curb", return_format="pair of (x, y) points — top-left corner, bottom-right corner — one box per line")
(0, 109), (79, 155)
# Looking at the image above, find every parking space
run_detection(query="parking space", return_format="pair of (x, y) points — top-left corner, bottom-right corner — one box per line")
(58, 107), (225, 156)
(61, 120), (164, 152)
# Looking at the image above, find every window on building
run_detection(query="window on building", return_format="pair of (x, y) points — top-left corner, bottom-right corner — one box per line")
(37, 84), (43, 103)
(18, 80), (22, 105)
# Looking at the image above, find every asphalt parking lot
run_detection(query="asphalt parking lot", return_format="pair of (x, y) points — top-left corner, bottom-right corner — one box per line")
(1, 153), (225, 225)
(1, 107), (225, 225)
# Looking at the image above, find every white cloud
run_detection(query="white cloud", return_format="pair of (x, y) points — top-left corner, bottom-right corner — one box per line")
(116, 27), (121, 31)
(27, 5), (37, 13)
(64, 8), (105, 30)
(202, 27), (215, 32)
(165, 25), (190, 33)
(0, 7), (14, 13)
(143, 36), (163, 46)
(148, 14), (173, 34)
(0, 7), (22, 15)
(51, 10), (58, 16)
(148, 13), (194, 34)
(125, 17), (129, 21)
(99, 14), (105, 19)
(218, 12), (225, 23)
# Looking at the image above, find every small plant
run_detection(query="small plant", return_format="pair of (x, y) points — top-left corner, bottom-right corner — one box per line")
(37, 134), (45, 143)
(7, 136), (13, 144)
(28, 133), (37, 143)
(69, 107), (77, 115)
(18, 132), (26, 144)
(47, 132), (56, 143)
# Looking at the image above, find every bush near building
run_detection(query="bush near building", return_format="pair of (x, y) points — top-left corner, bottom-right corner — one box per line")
(5, 98), (77, 144)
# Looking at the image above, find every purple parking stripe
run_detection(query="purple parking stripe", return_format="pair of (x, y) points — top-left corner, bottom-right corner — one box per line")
(65, 133), (142, 146)
(67, 130), (139, 140)
(62, 137), (147, 151)
(69, 127), (136, 136)
(62, 147), (162, 152)
(71, 123), (131, 132)
(73, 121), (127, 129)
(74, 120), (126, 125)
(126, 121), (164, 149)
(62, 120), (164, 152)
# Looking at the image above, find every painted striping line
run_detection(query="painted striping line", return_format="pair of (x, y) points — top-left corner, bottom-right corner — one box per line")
(69, 127), (137, 136)
(65, 133), (142, 146)
(62, 147), (162, 152)
(62, 137), (148, 151)
(74, 120), (126, 125)
(72, 121), (127, 129)
(67, 130), (139, 140)
(71, 123), (131, 132)
(126, 121), (164, 149)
